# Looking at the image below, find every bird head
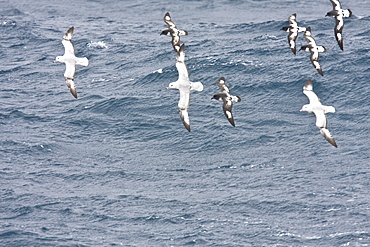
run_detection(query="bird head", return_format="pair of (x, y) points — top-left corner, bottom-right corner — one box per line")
(54, 56), (63, 63)
(300, 104), (312, 113)
(167, 82), (179, 90)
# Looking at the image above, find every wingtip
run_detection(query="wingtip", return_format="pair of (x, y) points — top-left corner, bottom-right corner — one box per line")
(164, 12), (170, 18)
(183, 121), (191, 132)
(304, 79), (313, 90)
(229, 119), (236, 127)
(67, 26), (74, 34)
(70, 88), (78, 99)
(320, 128), (337, 148)
(219, 76), (226, 81)
(338, 41), (344, 50)
(291, 47), (297, 55)
(327, 137), (338, 148)
(227, 115), (236, 127)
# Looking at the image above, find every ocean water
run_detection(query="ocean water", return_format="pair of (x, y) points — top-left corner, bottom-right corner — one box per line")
(1, 0), (370, 246)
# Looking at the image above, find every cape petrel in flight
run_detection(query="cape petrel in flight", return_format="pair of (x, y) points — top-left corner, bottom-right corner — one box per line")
(300, 27), (326, 76)
(161, 12), (188, 52)
(281, 13), (306, 55)
(326, 0), (352, 50)
(212, 77), (241, 127)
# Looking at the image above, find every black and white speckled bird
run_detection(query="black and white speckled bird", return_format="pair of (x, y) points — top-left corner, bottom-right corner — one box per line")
(160, 12), (188, 52)
(300, 27), (327, 76)
(326, 0), (352, 50)
(281, 13), (306, 55)
(212, 77), (241, 127)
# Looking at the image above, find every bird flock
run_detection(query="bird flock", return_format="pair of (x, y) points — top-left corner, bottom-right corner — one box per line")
(54, 0), (352, 148)
(160, 12), (241, 131)
(281, 0), (351, 76)
(280, 0), (352, 147)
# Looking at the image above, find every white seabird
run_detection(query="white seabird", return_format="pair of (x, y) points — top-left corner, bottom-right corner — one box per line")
(167, 44), (203, 132)
(300, 79), (337, 148)
(300, 27), (326, 76)
(160, 12), (188, 52)
(281, 13), (306, 55)
(212, 77), (241, 127)
(55, 26), (89, 99)
(326, 0), (352, 50)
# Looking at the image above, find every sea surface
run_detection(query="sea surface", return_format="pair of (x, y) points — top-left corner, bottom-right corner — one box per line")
(1, 0), (370, 246)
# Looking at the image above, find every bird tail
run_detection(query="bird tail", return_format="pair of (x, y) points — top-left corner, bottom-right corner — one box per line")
(190, 82), (203, 92)
(324, 106), (335, 113)
(231, 96), (241, 102)
(76, 57), (89, 66)
(343, 9), (352, 18)
(317, 46), (327, 53)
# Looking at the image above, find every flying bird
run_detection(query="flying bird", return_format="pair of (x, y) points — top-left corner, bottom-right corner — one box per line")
(160, 12), (188, 52)
(300, 79), (337, 148)
(326, 0), (352, 50)
(55, 27), (89, 99)
(300, 27), (326, 76)
(212, 77), (241, 126)
(167, 44), (203, 132)
(281, 13), (306, 55)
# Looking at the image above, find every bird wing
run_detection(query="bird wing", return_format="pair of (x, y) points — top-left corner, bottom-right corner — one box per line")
(288, 13), (297, 25)
(62, 27), (75, 56)
(303, 80), (320, 104)
(179, 108), (190, 132)
(335, 16), (344, 49)
(223, 99), (235, 126)
(178, 90), (190, 132)
(64, 62), (76, 79)
(65, 78), (77, 99)
(314, 110), (327, 129)
(176, 44), (189, 81)
(288, 31), (298, 54)
(163, 12), (176, 29)
(217, 77), (230, 93)
(330, 0), (341, 11)
(319, 127), (338, 147)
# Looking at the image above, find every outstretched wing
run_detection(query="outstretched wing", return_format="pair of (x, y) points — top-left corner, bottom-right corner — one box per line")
(65, 78), (77, 99)
(64, 62), (76, 79)
(223, 99), (236, 127)
(304, 27), (317, 46)
(176, 44), (189, 81)
(330, 0), (341, 11)
(179, 108), (190, 132)
(163, 12), (176, 29)
(303, 79), (320, 103)
(62, 27), (75, 56)
(288, 31), (298, 54)
(319, 127), (338, 147)
(288, 13), (297, 25)
(178, 90), (190, 132)
(334, 16), (344, 50)
(217, 77), (229, 93)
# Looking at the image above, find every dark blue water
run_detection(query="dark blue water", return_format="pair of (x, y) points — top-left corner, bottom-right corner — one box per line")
(1, 0), (370, 246)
